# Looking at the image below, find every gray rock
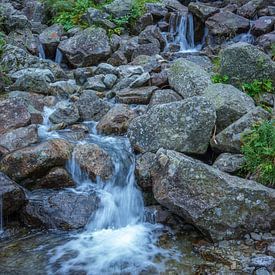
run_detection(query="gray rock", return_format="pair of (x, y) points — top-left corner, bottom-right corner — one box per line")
(249, 255), (275, 271)
(251, 16), (275, 36)
(213, 153), (245, 174)
(95, 63), (118, 76)
(128, 96), (216, 154)
(149, 89), (182, 108)
(129, 72), (150, 88)
(22, 189), (99, 230)
(118, 65), (144, 78)
(267, 242), (275, 257)
(152, 149), (275, 241)
(84, 75), (106, 92)
(211, 107), (270, 153)
(104, 0), (134, 17)
(103, 74), (118, 89)
(73, 68), (88, 86)
(168, 58), (212, 99)
(49, 80), (80, 97)
(188, 2), (219, 22)
(220, 42), (275, 86)
(203, 84), (255, 132)
(58, 27), (111, 67)
(255, 267), (270, 275)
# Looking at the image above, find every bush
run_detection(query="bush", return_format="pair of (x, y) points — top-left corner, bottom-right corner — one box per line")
(0, 32), (6, 57)
(242, 79), (274, 99)
(241, 120), (275, 186)
(211, 74), (229, 84)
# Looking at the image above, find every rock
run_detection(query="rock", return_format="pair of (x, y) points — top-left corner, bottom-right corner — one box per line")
(22, 0), (46, 23)
(76, 90), (111, 121)
(103, 74), (117, 89)
(116, 86), (158, 104)
(135, 152), (156, 191)
(162, 0), (188, 14)
(10, 68), (55, 94)
(251, 16), (275, 36)
(96, 104), (137, 135)
(0, 139), (73, 182)
(213, 153), (245, 174)
(257, 31), (275, 55)
(146, 3), (168, 18)
(0, 172), (26, 217)
(168, 58), (211, 98)
(152, 149), (275, 241)
(203, 84), (255, 132)
(84, 75), (106, 92)
(267, 242), (275, 257)
(73, 143), (114, 181)
(22, 189), (99, 230)
(104, 0), (134, 17)
(49, 80), (80, 97)
(128, 96), (216, 154)
(49, 102), (80, 125)
(95, 63), (118, 76)
(237, 0), (268, 19)
(211, 107), (271, 153)
(58, 27), (111, 67)
(129, 72), (150, 88)
(206, 11), (250, 36)
(255, 267), (270, 275)
(134, 13), (154, 33)
(118, 65), (144, 78)
(249, 255), (275, 271)
(188, 2), (219, 22)
(107, 50), (128, 66)
(0, 125), (38, 152)
(39, 24), (64, 59)
(149, 89), (182, 108)
(132, 43), (161, 60)
(110, 34), (122, 52)
(74, 68), (88, 86)
(28, 167), (74, 190)
(0, 98), (31, 135)
(220, 42), (275, 85)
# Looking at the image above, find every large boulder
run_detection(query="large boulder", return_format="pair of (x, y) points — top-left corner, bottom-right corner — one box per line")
(168, 59), (212, 99)
(128, 96), (216, 154)
(22, 189), (99, 230)
(0, 172), (26, 217)
(211, 107), (271, 153)
(0, 139), (73, 182)
(152, 149), (275, 241)
(104, 0), (134, 17)
(0, 98), (31, 135)
(251, 16), (275, 36)
(203, 84), (255, 132)
(220, 42), (275, 85)
(188, 2), (219, 22)
(58, 27), (111, 67)
(73, 143), (114, 181)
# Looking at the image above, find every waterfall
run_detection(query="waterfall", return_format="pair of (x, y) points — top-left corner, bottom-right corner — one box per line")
(38, 43), (46, 59)
(0, 194), (3, 235)
(54, 48), (63, 65)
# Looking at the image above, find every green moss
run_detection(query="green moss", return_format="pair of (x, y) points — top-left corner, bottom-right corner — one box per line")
(241, 120), (275, 186)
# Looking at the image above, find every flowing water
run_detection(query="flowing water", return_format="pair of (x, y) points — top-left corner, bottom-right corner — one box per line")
(38, 42), (46, 59)
(55, 49), (63, 65)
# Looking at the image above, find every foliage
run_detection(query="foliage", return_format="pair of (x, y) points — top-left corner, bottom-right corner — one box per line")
(241, 79), (274, 99)
(211, 74), (229, 84)
(212, 56), (221, 73)
(241, 120), (275, 186)
(271, 43), (275, 61)
(0, 31), (6, 57)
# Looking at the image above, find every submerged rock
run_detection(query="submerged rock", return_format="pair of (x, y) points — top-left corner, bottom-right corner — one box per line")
(152, 149), (275, 241)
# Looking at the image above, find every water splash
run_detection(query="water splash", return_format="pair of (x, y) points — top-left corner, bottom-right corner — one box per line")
(54, 48), (63, 65)
(38, 43), (46, 59)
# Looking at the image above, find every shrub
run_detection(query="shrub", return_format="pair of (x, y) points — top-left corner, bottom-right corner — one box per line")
(0, 32), (6, 57)
(241, 120), (275, 186)
(211, 74), (229, 84)
(242, 79), (274, 99)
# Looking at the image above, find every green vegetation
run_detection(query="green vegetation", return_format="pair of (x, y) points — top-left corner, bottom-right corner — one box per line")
(271, 43), (275, 61)
(0, 31), (6, 57)
(241, 120), (275, 186)
(241, 79), (274, 99)
(211, 74), (229, 84)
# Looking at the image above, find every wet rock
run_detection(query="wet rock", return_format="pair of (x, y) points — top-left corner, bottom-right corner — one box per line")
(152, 149), (275, 241)
(58, 27), (111, 67)
(0, 98), (31, 135)
(213, 153), (245, 174)
(96, 104), (137, 135)
(168, 58), (211, 99)
(211, 107), (270, 153)
(220, 42), (275, 85)
(249, 255), (275, 271)
(203, 84), (255, 132)
(0, 172), (26, 217)
(0, 139), (73, 182)
(73, 143), (114, 181)
(251, 16), (275, 36)
(188, 2), (219, 22)
(76, 90), (111, 121)
(22, 189), (99, 230)
(149, 89), (182, 108)
(49, 102), (80, 125)
(0, 125), (38, 152)
(128, 96), (216, 154)
(116, 86), (158, 104)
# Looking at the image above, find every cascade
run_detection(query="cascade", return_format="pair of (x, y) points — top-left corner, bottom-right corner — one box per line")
(54, 48), (63, 65)
(38, 43), (46, 59)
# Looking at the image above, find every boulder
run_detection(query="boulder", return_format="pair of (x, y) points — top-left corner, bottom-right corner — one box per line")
(256, 31), (275, 55)
(149, 89), (182, 108)
(0, 139), (73, 182)
(203, 84), (255, 132)
(0, 125), (38, 152)
(49, 80), (80, 97)
(73, 143), (114, 181)
(103, 74), (118, 89)
(84, 75), (106, 92)
(128, 96), (216, 154)
(22, 189), (99, 230)
(96, 104), (137, 135)
(152, 149), (275, 241)
(58, 27), (111, 67)
(168, 59), (212, 99)
(237, 0), (269, 19)
(104, 0), (134, 17)
(76, 90), (111, 121)
(0, 98), (31, 135)
(211, 107), (271, 153)
(220, 42), (275, 85)
(251, 16), (275, 36)
(83, 8), (115, 29)
(188, 2), (219, 22)
(213, 153), (245, 174)
(0, 172), (26, 217)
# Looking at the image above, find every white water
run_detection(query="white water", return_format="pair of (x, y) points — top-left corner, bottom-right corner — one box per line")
(54, 48), (63, 65)
(38, 43), (46, 59)
(37, 104), (180, 274)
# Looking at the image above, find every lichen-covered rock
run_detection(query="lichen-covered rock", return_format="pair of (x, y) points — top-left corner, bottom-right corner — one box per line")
(104, 0), (135, 17)
(168, 58), (212, 99)
(152, 149), (275, 241)
(203, 84), (255, 132)
(73, 143), (114, 181)
(211, 107), (270, 153)
(96, 104), (137, 135)
(251, 16), (275, 36)
(0, 139), (73, 182)
(149, 89), (182, 108)
(213, 153), (245, 174)
(188, 2), (219, 22)
(220, 42), (275, 85)
(128, 96), (216, 154)
(58, 27), (111, 67)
